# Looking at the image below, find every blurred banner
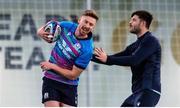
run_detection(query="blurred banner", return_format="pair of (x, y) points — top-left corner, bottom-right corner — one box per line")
(0, 0), (180, 107)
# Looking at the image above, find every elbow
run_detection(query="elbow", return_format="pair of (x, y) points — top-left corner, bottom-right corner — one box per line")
(68, 76), (77, 80)
(131, 62), (138, 66)
(131, 61), (141, 66)
(67, 74), (78, 80)
(129, 57), (141, 66)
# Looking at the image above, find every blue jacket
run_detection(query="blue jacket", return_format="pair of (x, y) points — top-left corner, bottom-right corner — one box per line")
(92, 31), (161, 93)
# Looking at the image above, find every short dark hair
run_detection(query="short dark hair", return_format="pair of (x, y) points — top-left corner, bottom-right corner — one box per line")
(131, 10), (153, 29)
(82, 9), (99, 21)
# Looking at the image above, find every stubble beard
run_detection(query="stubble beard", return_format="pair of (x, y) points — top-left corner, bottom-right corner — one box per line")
(129, 26), (141, 35)
(80, 26), (90, 36)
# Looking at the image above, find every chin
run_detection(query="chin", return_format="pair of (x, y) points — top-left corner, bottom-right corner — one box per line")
(82, 31), (89, 35)
(130, 31), (136, 34)
(129, 30), (134, 33)
(79, 32), (86, 36)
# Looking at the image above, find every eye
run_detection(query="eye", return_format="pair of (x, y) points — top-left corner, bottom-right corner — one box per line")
(132, 18), (136, 21)
(84, 20), (88, 24)
(89, 23), (94, 27)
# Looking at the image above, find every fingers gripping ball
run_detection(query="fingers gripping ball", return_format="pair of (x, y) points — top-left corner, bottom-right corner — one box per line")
(44, 20), (61, 42)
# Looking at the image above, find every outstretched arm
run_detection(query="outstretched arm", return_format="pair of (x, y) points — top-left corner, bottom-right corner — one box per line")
(91, 44), (133, 65)
(40, 61), (83, 80)
(106, 38), (160, 66)
(93, 37), (160, 66)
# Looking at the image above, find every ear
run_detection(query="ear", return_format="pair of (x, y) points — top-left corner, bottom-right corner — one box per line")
(140, 20), (145, 28)
(142, 20), (146, 27)
(78, 17), (81, 24)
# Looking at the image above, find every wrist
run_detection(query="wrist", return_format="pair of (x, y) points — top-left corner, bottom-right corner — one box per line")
(50, 63), (56, 70)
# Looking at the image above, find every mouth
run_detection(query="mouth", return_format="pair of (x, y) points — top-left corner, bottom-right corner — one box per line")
(129, 25), (134, 30)
(81, 27), (90, 33)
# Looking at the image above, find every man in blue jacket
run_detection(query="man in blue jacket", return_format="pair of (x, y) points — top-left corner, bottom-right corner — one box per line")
(92, 10), (161, 107)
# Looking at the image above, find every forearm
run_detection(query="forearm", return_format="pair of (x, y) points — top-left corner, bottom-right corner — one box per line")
(50, 64), (78, 80)
(107, 55), (137, 66)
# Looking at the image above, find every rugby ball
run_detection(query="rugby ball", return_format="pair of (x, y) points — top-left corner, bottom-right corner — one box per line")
(44, 20), (61, 42)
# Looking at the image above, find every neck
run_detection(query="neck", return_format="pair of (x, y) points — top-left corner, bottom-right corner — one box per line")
(137, 29), (149, 38)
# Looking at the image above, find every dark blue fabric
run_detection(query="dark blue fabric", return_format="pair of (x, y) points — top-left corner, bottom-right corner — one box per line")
(92, 31), (161, 105)
(42, 77), (78, 106)
(121, 89), (160, 107)
(106, 32), (161, 93)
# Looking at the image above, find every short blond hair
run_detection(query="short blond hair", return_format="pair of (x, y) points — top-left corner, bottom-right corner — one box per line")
(82, 9), (99, 21)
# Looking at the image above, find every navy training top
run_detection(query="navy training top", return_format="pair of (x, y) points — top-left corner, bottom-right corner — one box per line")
(92, 31), (161, 93)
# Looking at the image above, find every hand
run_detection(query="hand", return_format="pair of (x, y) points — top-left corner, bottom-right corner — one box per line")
(94, 48), (107, 63)
(37, 26), (53, 43)
(40, 61), (54, 71)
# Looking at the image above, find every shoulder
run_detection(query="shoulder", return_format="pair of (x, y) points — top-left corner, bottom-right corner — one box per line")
(143, 33), (161, 48)
(81, 39), (93, 52)
(59, 21), (77, 29)
(79, 40), (93, 55)
(144, 32), (160, 44)
(78, 32), (93, 49)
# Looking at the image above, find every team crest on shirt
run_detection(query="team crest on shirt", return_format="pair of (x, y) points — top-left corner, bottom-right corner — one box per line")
(74, 43), (81, 49)
(67, 32), (71, 36)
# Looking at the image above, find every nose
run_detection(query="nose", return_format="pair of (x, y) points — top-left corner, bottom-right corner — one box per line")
(85, 23), (91, 28)
(129, 21), (133, 27)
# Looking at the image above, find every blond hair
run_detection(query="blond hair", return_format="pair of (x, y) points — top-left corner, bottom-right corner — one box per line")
(82, 9), (99, 21)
